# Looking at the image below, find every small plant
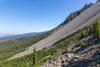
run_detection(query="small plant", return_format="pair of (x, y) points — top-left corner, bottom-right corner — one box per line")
(80, 41), (87, 48)
(62, 48), (66, 54)
(80, 31), (85, 39)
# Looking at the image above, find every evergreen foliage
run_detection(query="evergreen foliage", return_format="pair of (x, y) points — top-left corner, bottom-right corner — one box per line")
(93, 19), (100, 38)
(80, 41), (86, 48)
(33, 48), (39, 67)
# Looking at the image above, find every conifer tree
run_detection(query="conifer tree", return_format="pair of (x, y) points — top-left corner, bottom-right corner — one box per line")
(85, 26), (89, 35)
(33, 48), (39, 67)
(89, 26), (93, 35)
(93, 19), (100, 38)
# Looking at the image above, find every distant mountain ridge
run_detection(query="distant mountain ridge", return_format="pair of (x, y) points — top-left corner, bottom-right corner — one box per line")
(0, 32), (46, 39)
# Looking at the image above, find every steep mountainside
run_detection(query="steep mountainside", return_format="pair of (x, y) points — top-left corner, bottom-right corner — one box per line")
(53, 3), (94, 32)
(8, 1), (100, 60)
(59, 3), (93, 26)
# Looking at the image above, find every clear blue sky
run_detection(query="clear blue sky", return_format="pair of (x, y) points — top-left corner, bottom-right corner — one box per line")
(0, 0), (97, 34)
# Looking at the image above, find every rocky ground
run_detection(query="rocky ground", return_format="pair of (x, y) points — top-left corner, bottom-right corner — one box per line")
(41, 36), (100, 67)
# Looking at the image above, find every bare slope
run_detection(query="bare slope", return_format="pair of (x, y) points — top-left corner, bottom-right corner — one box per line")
(8, 1), (100, 60)
(52, 3), (93, 33)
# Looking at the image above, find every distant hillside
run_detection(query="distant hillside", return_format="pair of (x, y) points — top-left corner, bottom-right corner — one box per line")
(0, 31), (51, 61)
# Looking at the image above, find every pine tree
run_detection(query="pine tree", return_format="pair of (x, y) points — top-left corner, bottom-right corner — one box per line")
(89, 26), (93, 35)
(93, 19), (100, 38)
(85, 26), (89, 35)
(33, 48), (39, 67)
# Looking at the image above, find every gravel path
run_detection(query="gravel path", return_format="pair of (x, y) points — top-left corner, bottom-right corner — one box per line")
(7, 2), (100, 60)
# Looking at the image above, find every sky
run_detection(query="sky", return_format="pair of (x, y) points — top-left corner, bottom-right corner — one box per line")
(0, 0), (97, 34)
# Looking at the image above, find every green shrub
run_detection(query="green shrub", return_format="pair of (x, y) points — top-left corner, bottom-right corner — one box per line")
(80, 41), (87, 48)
